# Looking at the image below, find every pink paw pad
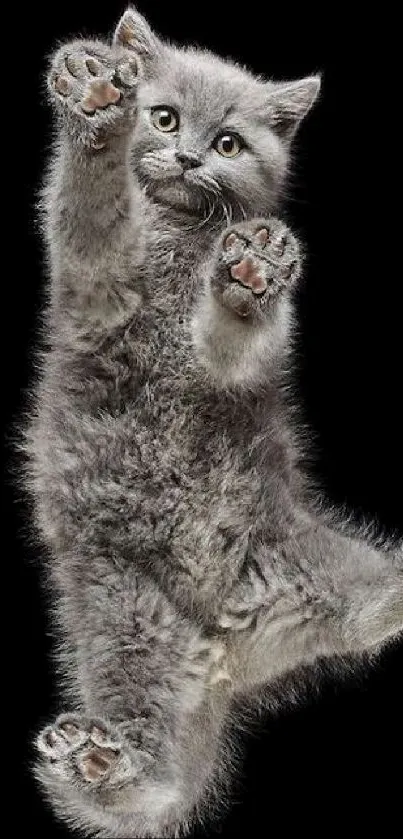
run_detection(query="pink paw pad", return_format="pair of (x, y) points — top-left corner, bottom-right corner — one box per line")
(224, 232), (238, 251)
(81, 80), (121, 114)
(230, 255), (267, 293)
(254, 228), (269, 247)
(78, 745), (119, 782)
(54, 76), (71, 96)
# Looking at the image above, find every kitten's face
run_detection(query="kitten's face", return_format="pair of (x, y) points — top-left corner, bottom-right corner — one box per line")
(121, 12), (320, 219)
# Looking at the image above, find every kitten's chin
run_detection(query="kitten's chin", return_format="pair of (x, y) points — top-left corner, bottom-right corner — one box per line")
(144, 181), (203, 214)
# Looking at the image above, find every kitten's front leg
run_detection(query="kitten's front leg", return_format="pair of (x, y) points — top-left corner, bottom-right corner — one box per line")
(45, 16), (146, 345)
(191, 218), (301, 387)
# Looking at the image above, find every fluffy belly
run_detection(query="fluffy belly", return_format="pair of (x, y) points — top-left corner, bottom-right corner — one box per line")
(32, 399), (261, 599)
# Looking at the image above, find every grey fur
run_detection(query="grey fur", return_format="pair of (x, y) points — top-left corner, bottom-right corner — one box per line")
(24, 7), (402, 838)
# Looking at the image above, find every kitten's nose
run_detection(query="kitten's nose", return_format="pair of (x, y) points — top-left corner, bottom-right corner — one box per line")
(175, 150), (202, 170)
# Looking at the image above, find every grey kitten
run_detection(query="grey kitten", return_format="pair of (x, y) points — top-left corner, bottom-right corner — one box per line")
(25, 6), (402, 838)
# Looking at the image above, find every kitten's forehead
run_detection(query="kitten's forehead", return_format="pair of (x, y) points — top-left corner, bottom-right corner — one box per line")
(144, 46), (264, 122)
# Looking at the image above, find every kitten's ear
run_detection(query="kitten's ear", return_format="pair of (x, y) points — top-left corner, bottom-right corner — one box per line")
(113, 7), (160, 59)
(266, 76), (321, 142)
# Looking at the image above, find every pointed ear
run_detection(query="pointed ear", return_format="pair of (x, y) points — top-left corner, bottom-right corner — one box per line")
(113, 7), (160, 59)
(266, 75), (321, 142)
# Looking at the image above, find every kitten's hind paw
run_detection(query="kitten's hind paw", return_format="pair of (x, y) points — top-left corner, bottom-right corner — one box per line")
(212, 218), (301, 319)
(37, 713), (142, 786)
(48, 41), (140, 148)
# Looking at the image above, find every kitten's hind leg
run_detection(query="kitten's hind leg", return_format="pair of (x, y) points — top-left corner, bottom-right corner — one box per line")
(220, 523), (403, 691)
(35, 566), (232, 838)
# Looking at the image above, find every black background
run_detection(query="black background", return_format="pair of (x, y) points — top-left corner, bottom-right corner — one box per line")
(10, 2), (402, 836)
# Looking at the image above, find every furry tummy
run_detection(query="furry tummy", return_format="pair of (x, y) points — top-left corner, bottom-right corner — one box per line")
(24, 6), (403, 838)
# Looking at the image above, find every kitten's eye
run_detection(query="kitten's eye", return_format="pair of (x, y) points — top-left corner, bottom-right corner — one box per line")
(214, 133), (243, 158)
(151, 106), (179, 133)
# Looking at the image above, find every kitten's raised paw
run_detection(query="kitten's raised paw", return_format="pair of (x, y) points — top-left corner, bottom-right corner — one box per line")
(48, 41), (140, 148)
(213, 219), (301, 318)
(37, 713), (134, 785)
